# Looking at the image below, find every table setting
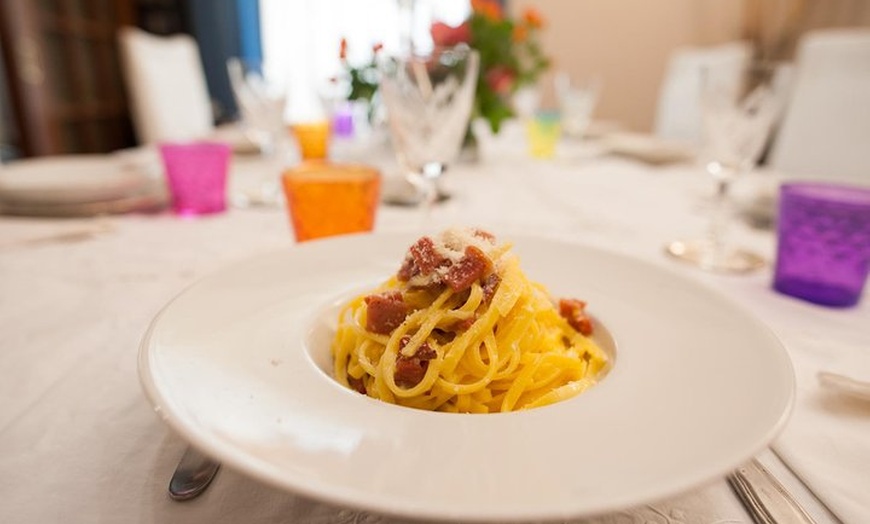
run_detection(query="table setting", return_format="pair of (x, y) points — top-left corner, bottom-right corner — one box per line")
(2, 5), (870, 524)
(2, 120), (868, 522)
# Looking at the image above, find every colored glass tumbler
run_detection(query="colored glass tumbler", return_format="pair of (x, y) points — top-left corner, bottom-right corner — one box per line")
(331, 102), (355, 138)
(282, 162), (381, 242)
(159, 142), (231, 216)
(773, 182), (870, 307)
(290, 121), (332, 160)
(526, 112), (562, 159)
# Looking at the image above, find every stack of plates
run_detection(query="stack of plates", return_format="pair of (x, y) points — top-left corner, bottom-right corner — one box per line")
(0, 155), (167, 217)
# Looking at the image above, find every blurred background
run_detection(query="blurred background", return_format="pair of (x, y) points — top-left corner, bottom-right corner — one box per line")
(0, 0), (867, 160)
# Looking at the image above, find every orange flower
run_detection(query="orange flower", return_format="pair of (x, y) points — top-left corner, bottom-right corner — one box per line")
(512, 24), (528, 43)
(522, 7), (544, 29)
(339, 37), (348, 60)
(372, 42), (384, 54)
(471, 0), (503, 21)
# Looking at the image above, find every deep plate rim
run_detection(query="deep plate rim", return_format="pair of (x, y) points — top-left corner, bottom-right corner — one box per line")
(138, 231), (795, 522)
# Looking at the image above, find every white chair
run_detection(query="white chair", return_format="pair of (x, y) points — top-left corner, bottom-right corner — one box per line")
(653, 41), (752, 145)
(118, 27), (215, 144)
(768, 29), (870, 184)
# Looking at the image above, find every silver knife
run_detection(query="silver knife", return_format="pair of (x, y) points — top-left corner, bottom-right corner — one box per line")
(729, 458), (818, 524)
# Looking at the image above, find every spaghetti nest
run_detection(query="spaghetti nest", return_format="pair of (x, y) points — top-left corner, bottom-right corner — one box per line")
(332, 228), (608, 413)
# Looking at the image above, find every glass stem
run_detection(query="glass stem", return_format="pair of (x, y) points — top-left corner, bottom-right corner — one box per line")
(419, 179), (437, 227)
(418, 162), (444, 229)
(707, 176), (733, 266)
(397, 0), (415, 54)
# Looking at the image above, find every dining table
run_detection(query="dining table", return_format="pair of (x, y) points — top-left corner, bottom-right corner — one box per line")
(1, 125), (867, 524)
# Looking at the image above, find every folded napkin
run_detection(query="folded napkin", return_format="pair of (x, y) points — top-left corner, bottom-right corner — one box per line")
(770, 313), (870, 523)
(0, 156), (153, 205)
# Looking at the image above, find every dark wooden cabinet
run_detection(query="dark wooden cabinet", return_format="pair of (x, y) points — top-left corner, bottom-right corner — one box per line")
(0, 0), (137, 156)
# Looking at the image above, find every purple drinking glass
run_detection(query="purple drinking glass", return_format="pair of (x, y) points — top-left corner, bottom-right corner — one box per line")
(159, 142), (231, 216)
(773, 182), (870, 307)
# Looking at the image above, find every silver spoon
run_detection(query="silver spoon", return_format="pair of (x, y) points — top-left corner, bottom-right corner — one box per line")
(168, 446), (221, 501)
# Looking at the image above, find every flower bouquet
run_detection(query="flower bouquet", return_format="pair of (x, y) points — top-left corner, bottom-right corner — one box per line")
(431, 0), (550, 135)
(337, 0), (550, 140)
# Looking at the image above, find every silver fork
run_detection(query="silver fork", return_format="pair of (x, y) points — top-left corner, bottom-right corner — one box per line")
(168, 446), (221, 501)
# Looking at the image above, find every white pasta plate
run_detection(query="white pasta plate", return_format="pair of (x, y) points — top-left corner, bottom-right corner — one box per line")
(138, 231), (794, 522)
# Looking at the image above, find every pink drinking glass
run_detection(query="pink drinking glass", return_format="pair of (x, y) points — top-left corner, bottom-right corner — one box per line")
(159, 142), (231, 216)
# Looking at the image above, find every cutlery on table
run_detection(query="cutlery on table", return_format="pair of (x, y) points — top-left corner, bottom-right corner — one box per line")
(168, 446), (221, 501)
(818, 371), (870, 402)
(729, 458), (818, 524)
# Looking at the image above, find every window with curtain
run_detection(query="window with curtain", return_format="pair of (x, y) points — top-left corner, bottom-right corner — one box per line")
(259, 0), (470, 121)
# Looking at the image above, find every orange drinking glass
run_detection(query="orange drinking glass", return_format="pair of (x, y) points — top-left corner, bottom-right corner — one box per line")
(290, 120), (331, 160)
(282, 162), (381, 242)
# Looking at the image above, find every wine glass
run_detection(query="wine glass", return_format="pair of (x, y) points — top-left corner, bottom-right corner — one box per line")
(554, 71), (602, 139)
(378, 45), (479, 217)
(667, 62), (786, 273)
(227, 57), (294, 206)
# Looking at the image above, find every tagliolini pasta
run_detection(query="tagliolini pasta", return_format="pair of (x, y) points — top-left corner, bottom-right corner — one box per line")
(331, 228), (608, 413)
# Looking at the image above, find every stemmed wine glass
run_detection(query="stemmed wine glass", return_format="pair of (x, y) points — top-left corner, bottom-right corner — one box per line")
(554, 71), (602, 139)
(378, 45), (479, 218)
(667, 62), (786, 272)
(226, 58), (293, 206)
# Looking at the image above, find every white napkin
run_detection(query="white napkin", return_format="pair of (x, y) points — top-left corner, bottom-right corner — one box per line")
(771, 314), (870, 523)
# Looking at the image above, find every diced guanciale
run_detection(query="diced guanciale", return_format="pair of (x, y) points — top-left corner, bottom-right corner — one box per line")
(397, 255), (419, 281)
(394, 336), (437, 388)
(347, 376), (367, 394)
(451, 316), (477, 332)
(559, 298), (593, 336)
(444, 246), (492, 292)
(365, 292), (408, 334)
(397, 236), (451, 281)
(481, 273), (501, 303)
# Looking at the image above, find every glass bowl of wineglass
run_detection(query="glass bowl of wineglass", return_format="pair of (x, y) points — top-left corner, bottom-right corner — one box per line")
(667, 62), (787, 273)
(378, 45), (479, 218)
(226, 57), (294, 207)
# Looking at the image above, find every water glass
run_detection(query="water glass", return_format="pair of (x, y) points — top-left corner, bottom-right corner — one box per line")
(667, 62), (786, 273)
(160, 142), (231, 216)
(526, 112), (562, 159)
(226, 58), (289, 157)
(773, 182), (870, 307)
(554, 72), (601, 138)
(282, 162), (381, 242)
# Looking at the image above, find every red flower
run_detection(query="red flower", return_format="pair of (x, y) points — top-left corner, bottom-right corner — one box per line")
(339, 37), (348, 60)
(485, 66), (515, 95)
(431, 21), (471, 47)
(372, 42), (384, 54)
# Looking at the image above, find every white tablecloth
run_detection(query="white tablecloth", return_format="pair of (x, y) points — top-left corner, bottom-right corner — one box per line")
(1, 140), (866, 523)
